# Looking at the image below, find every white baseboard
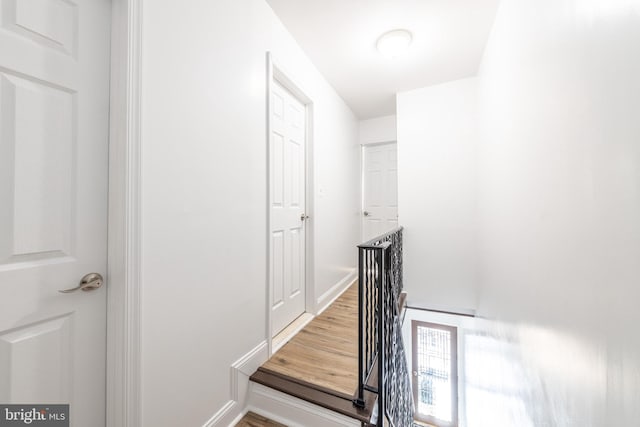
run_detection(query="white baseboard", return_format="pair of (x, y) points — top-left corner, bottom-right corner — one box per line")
(248, 383), (361, 427)
(202, 341), (269, 427)
(202, 400), (237, 427)
(202, 271), (358, 427)
(316, 270), (357, 315)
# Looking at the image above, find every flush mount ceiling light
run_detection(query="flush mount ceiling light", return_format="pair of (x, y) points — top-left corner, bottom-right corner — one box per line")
(376, 29), (413, 59)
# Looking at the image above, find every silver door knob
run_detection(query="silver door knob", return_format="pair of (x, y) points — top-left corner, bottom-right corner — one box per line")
(363, 211), (371, 217)
(300, 213), (309, 221)
(59, 273), (104, 293)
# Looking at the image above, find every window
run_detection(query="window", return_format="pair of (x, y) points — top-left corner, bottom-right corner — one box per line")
(412, 321), (458, 427)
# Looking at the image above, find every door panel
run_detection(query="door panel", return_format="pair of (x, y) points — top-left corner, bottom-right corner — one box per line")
(0, 315), (72, 403)
(272, 231), (285, 307)
(0, 0), (110, 425)
(1, 72), (74, 261)
(362, 143), (398, 241)
(270, 80), (306, 335)
(290, 228), (302, 295)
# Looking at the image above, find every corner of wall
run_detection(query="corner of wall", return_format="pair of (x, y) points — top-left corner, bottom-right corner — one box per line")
(315, 270), (357, 315)
(201, 341), (269, 427)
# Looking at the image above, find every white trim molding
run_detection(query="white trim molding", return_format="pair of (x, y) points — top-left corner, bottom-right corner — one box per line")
(316, 271), (357, 315)
(201, 341), (269, 427)
(248, 383), (360, 427)
(106, 0), (143, 426)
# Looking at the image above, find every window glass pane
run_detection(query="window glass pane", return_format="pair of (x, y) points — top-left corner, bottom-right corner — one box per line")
(416, 325), (452, 422)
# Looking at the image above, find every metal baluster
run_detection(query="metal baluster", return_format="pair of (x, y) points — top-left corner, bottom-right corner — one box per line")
(354, 247), (365, 408)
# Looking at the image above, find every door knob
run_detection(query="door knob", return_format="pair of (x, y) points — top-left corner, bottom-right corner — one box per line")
(363, 211), (371, 217)
(59, 273), (104, 293)
(300, 213), (309, 221)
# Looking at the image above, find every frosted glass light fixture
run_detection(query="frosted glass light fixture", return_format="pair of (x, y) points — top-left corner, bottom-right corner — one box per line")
(376, 29), (413, 59)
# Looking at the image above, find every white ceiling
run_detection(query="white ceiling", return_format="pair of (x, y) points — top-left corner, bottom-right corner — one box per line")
(266, 0), (501, 119)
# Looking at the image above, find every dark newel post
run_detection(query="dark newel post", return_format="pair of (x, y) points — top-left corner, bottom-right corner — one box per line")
(377, 246), (385, 427)
(354, 246), (365, 408)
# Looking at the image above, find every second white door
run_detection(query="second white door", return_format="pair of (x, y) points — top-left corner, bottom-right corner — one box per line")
(270, 80), (306, 335)
(362, 143), (398, 241)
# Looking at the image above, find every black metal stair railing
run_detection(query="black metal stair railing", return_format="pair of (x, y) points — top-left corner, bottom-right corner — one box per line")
(354, 227), (414, 427)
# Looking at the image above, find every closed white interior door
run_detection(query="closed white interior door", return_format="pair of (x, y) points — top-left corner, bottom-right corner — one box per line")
(270, 80), (307, 335)
(0, 0), (111, 424)
(362, 143), (398, 241)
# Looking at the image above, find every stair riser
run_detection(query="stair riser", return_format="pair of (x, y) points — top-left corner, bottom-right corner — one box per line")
(248, 383), (361, 427)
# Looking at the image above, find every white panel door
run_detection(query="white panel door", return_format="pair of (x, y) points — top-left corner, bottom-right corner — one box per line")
(270, 80), (306, 335)
(0, 0), (110, 425)
(362, 143), (398, 241)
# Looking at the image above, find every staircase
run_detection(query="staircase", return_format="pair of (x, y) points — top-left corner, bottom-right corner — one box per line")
(246, 228), (413, 427)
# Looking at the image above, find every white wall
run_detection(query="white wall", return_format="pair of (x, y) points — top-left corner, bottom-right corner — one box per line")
(359, 114), (397, 145)
(139, 1), (359, 425)
(397, 78), (479, 313)
(471, 0), (640, 425)
(396, 1), (640, 423)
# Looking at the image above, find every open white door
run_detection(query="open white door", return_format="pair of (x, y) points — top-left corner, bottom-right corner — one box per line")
(0, 0), (111, 424)
(270, 79), (307, 336)
(362, 142), (398, 241)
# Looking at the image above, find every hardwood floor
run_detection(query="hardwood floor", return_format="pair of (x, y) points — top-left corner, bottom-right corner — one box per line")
(251, 282), (376, 423)
(234, 412), (287, 427)
(259, 282), (359, 398)
(249, 281), (406, 425)
(272, 312), (314, 353)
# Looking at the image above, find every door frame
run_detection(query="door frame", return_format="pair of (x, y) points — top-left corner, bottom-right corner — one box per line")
(360, 140), (397, 242)
(106, 1), (143, 426)
(265, 53), (315, 356)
